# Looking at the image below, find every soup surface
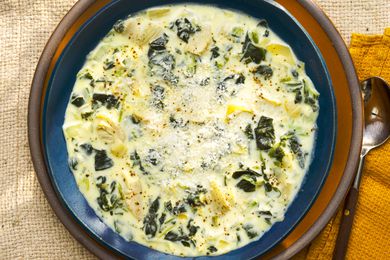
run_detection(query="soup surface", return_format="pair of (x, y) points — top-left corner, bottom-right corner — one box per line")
(63, 4), (319, 256)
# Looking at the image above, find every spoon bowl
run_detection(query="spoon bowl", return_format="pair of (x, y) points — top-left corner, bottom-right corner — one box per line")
(361, 77), (390, 155)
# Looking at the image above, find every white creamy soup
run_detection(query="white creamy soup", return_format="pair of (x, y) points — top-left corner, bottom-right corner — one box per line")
(63, 4), (319, 257)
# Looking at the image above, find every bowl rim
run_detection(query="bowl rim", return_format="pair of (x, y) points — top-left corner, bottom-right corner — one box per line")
(28, 0), (362, 259)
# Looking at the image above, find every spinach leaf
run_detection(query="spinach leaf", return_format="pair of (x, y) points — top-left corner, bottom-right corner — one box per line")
(94, 150), (113, 171)
(103, 59), (115, 70)
(143, 197), (160, 238)
(145, 149), (160, 166)
(269, 145), (285, 162)
(113, 19), (125, 33)
(151, 85), (165, 110)
(200, 77), (210, 86)
(130, 150), (149, 175)
(235, 74), (246, 84)
(232, 168), (261, 179)
(70, 95), (85, 107)
(148, 49), (177, 84)
(81, 112), (93, 120)
(164, 231), (180, 242)
(164, 201), (173, 212)
(289, 135), (305, 168)
(148, 34), (177, 84)
(257, 210), (272, 217)
(185, 186), (207, 208)
(253, 65), (273, 80)
(149, 33), (169, 51)
(257, 19), (269, 28)
(294, 89), (303, 103)
(236, 178), (256, 192)
(97, 189), (121, 212)
(68, 157), (78, 170)
(210, 46), (220, 60)
(254, 116), (275, 150)
(187, 219), (199, 237)
(207, 246), (218, 253)
(79, 72), (93, 80)
(244, 124), (254, 140)
(241, 33), (267, 64)
(92, 93), (119, 109)
(172, 204), (187, 215)
(264, 182), (273, 192)
(96, 178), (123, 212)
(173, 18), (199, 43)
(80, 143), (94, 155)
(159, 213), (166, 225)
(304, 95), (319, 112)
(303, 80), (319, 112)
(169, 114), (188, 128)
(164, 230), (192, 247)
(225, 73), (245, 85)
(149, 197), (160, 214)
(150, 51), (176, 72)
(243, 224), (258, 239)
(181, 240), (191, 247)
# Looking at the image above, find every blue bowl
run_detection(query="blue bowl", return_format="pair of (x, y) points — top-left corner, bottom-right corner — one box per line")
(42, 0), (337, 259)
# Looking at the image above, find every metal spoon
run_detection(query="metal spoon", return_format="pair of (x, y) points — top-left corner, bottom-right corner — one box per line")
(333, 77), (390, 259)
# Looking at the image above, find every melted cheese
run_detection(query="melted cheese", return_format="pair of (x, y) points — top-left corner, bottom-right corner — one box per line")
(63, 4), (319, 257)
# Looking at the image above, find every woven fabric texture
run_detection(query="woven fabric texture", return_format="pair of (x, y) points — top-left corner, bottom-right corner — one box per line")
(297, 28), (390, 260)
(0, 0), (389, 259)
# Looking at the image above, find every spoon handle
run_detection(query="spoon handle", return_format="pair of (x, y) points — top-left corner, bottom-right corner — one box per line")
(333, 156), (365, 260)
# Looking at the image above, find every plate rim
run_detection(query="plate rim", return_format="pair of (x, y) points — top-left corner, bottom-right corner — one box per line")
(28, 0), (362, 259)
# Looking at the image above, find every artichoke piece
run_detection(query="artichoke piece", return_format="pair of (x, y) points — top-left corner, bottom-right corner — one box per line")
(125, 17), (163, 46)
(210, 181), (234, 214)
(147, 8), (170, 18)
(121, 172), (144, 221)
(186, 25), (212, 55)
(95, 112), (125, 143)
(110, 141), (127, 158)
(266, 43), (296, 65)
(226, 103), (253, 118)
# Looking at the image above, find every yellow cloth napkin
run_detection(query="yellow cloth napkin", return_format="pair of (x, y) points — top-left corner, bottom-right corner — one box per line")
(295, 28), (390, 259)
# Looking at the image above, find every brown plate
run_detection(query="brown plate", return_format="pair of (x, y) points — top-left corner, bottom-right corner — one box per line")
(28, 0), (362, 259)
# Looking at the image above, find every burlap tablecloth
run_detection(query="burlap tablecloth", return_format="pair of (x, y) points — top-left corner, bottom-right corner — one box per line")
(0, 1), (388, 259)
